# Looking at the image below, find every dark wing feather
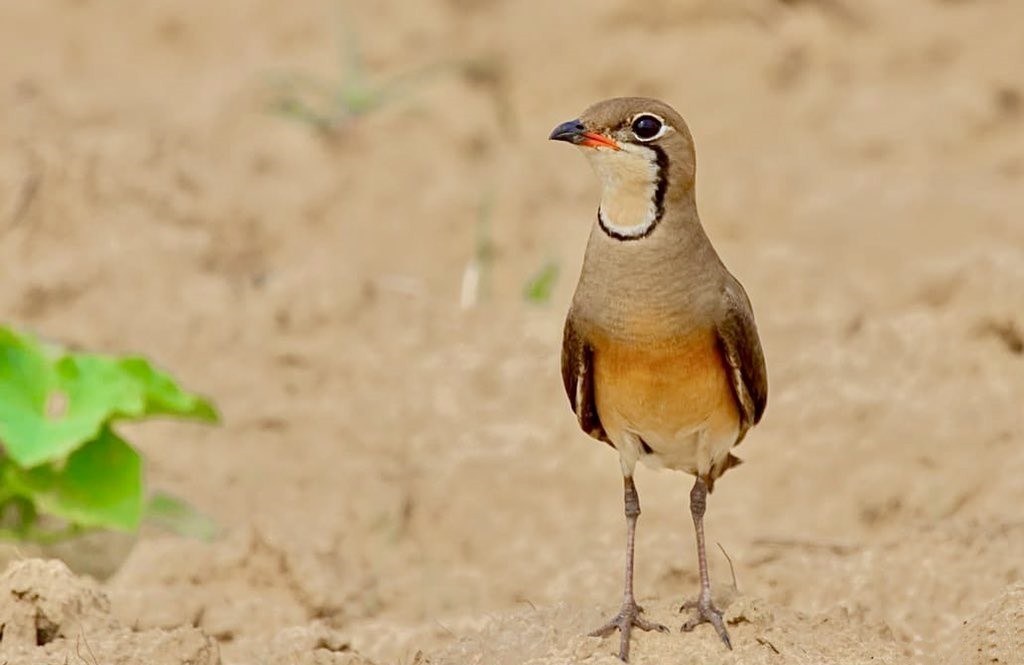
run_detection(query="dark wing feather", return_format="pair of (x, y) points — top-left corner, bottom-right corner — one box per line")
(561, 316), (610, 444)
(716, 279), (768, 441)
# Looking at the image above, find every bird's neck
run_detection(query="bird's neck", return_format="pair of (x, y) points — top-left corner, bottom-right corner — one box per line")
(574, 197), (723, 340)
(597, 177), (662, 241)
(588, 146), (668, 240)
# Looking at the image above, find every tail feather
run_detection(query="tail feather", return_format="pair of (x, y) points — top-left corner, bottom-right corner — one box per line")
(705, 453), (743, 493)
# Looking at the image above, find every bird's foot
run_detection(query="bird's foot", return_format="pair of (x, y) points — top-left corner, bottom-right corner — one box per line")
(589, 601), (668, 662)
(679, 596), (731, 649)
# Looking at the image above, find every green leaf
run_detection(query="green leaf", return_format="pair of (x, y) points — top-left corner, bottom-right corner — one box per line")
(145, 492), (219, 541)
(0, 326), (218, 467)
(115, 357), (219, 422)
(0, 328), (51, 413)
(0, 329), (84, 466)
(523, 260), (560, 304)
(4, 427), (143, 531)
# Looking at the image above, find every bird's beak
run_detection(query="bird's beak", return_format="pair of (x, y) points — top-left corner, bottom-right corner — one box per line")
(549, 119), (620, 150)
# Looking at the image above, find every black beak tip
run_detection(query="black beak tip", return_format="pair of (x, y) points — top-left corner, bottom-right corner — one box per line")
(549, 119), (585, 143)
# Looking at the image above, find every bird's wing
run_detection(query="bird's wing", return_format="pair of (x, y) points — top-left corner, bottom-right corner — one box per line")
(561, 315), (610, 443)
(715, 279), (768, 442)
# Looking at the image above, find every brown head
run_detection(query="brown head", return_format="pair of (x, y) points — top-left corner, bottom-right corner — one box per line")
(550, 97), (698, 241)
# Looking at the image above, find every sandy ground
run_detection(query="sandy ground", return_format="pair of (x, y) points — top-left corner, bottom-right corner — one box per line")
(1, 0), (1023, 663)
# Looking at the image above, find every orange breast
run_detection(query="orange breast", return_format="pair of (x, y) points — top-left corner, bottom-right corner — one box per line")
(591, 327), (739, 449)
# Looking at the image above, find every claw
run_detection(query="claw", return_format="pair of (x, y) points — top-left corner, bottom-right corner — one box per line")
(590, 602), (669, 662)
(679, 596), (731, 649)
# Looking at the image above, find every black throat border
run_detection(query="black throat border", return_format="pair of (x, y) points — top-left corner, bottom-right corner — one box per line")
(597, 144), (669, 242)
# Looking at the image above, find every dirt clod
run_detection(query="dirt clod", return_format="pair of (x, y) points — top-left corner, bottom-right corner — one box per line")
(0, 559), (219, 664)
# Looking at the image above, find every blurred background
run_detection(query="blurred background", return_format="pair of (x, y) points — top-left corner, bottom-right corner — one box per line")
(1, 0), (1022, 663)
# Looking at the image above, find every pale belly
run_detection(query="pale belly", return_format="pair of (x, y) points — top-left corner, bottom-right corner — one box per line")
(591, 329), (740, 478)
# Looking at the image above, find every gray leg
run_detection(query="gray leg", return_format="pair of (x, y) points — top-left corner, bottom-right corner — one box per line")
(679, 476), (731, 649)
(590, 476), (669, 662)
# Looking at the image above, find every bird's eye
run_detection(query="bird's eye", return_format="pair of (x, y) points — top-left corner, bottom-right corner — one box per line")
(631, 114), (664, 141)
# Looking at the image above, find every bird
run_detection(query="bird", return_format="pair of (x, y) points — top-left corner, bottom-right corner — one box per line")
(549, 97), (767, 662)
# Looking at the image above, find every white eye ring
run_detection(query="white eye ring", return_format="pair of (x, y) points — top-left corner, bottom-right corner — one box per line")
(630, 113), (670, 142)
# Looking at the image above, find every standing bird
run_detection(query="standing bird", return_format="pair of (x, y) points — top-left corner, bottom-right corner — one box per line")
(549, 98), (767, 661)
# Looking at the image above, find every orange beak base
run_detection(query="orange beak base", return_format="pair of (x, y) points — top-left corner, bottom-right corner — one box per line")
(579, 132), (620, 150)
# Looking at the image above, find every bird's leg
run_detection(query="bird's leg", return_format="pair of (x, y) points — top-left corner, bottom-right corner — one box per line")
(590, 475), (669, 662)
(679, 476), (731, 648)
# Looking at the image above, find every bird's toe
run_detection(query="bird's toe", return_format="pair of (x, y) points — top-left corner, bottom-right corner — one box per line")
(679, 597), (731, 649)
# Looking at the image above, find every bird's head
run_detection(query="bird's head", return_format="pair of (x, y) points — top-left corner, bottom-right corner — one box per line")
(549, 97), (697, 240)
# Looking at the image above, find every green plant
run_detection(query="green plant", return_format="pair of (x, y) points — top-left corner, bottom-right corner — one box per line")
(266, 4), (452, 135)
(523, 259), (560, 304)
(460, 189), (497, 309)
(0, 326), (218, 543)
